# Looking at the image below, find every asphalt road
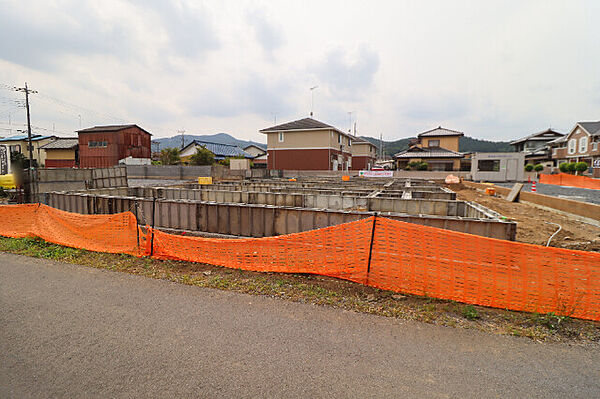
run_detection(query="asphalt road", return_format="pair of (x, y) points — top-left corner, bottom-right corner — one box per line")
(496, 182), (600, 204)
(1, 253), (599, 398)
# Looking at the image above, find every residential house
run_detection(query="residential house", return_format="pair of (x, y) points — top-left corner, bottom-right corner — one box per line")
(39, 138), (79, 168)
(0, 134), (57, 167)
(350, 137), (378, 170)
(243, 144), (267, 168)
(260, 117), (354, 170)
(509, 128), (564, 166)
(394, 127), (464, 171)
(179, 140), (252, 162)
(77, 125), (151, 168)
(550, 121), (600, 176)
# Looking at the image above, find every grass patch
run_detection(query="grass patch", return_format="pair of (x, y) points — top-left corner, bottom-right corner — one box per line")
(1, 235), (599, 345)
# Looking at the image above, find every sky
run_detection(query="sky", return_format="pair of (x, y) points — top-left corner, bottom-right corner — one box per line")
(0, 0), (598, 143)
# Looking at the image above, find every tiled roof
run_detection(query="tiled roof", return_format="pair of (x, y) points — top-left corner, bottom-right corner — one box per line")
(260, 117), (354, 139)
(39, 138), (79, 150)
(260, 118), (335, 132)
(394, 146), (463, 159)
(184, 140), (252, 159)
(417, 126), (464, 137)
(77, 124), (152, 135)
(509, 129), (564, 145)
(579, 121), (600, 136)
(0, 134), (54, 142)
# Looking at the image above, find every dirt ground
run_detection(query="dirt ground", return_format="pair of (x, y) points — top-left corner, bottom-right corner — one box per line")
(449, 184), (600, 252)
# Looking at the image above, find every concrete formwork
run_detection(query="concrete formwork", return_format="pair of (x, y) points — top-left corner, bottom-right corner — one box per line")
(46, 191), (516, 240)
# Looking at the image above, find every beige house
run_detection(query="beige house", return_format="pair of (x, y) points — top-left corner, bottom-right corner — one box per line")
(394, 127), (464, 171)
(351, 138), (378, 170)
(243, 144), (267, 167)
(261, 117), (355, 170)
(0, 134), (57, 167)
(551, 121), (600, 176)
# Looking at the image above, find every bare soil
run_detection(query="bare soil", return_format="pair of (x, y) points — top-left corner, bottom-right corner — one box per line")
(449, 184), (600, 252)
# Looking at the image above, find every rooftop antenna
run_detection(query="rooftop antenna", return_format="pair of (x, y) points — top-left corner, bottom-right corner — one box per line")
(353, 122), (356, 136)
(271, 112), (278, 125)
(380, 132), (383, 158)
(309, 86), (318, 117)
(347, 111), (354, 133)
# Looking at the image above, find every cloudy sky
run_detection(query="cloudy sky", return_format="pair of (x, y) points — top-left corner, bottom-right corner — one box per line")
(0, 0), (598, 143)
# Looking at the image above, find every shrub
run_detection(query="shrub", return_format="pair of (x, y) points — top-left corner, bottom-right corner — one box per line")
(575, 162), (588, 174)
(534, 164), (544, 172)
(407, 161), (420, 169)
(524, 164), (534, 172)
(416, 162), (428, 171)
(566, 162), (577, 173)
(558, 162), (569, 173)
(189, 146), (215, 166)
(159, 148), (180, 165)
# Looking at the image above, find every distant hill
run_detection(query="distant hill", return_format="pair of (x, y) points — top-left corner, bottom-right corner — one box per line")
(152, 133), (266, 151)
(360, 136), (513, 157)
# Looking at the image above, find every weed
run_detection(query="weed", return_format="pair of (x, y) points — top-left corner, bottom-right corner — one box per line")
(462, 305), (480, 320)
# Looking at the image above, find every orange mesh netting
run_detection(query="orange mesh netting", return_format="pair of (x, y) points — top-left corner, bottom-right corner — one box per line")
(1, 204), (599, 321)
(0, 204), (141, 256)
(540, 173), (600, 190)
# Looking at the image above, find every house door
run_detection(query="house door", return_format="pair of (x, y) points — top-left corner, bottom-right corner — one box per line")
(506, 159), (518, 180)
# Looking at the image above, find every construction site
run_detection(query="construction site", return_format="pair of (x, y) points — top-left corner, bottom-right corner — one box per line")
(43, 176), (517, 241)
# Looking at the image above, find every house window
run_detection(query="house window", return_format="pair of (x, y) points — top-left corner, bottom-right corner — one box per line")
(338, 134), (342, 144)
(593, 142), (598, 152)
(568, 138), (576, 154)
(579, 137), (588, 153)
(428, 139), (440, 147)
(9, 145), (20, 154)
(477, 160), (500, 172)
(552, 148), (557, 156)
(88, 141), (107, 148)
(278, 132), (284, 142)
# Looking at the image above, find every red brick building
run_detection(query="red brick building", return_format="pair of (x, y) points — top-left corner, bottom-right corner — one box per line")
(350, 137), (378, 170)
(260, 118), (354, 170)
(77, 125), (151, 168)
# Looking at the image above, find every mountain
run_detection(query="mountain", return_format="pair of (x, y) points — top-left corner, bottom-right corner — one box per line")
(360, 136), (513, 157)
(152, 133), (266, 152)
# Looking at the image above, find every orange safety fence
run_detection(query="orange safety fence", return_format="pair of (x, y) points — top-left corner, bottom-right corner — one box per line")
(539, 173), (600, 190)
(1, 204), (599, 321)
(0, 204), (142, 256)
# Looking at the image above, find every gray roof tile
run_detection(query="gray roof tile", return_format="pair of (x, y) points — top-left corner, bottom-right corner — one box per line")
(417, 126), (464, 137)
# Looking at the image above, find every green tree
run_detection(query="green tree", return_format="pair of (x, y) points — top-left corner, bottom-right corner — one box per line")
(524, 164), (534, 172)
(558, 162), (569, 173)
(567, 162), (577, 173)
(534, 164), (544, 172)
(575, 162), (588, 175)
(159, 148), (180, 165)
(417, 162), (428, 171)
(189, 146), (215, 166)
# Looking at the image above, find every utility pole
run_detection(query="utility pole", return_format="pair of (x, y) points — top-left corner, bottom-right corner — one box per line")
(178, 129), (185, 150)
(14, 83), (37, 199)
(379, 132), (383, 159)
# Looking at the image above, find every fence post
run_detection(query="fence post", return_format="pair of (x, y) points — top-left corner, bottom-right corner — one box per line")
(366, 213), (378, 279)
(150, 197), (156, 257)
(133, 200), (140, 250)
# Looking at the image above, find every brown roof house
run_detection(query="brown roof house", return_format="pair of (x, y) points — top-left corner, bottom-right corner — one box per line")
(510, 128), (564, 166)
(394, 127), (464, 171)
(550, 121), (600, 176)
(77, 124), (151, 168)
(260, 118), (355, 171)
(350, 137), (378, 170)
